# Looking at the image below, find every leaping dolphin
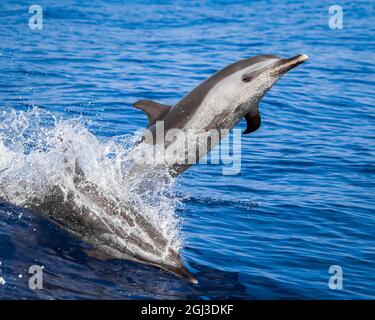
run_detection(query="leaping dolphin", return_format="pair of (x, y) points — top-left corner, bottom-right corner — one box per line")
(134, 54), (308, 176)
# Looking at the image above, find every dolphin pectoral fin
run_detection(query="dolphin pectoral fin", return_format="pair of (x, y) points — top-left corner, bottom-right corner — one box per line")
(243, 108), (261, 134)
(133, 99), (171, 126)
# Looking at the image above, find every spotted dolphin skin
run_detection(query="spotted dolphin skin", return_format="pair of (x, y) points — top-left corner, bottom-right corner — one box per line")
(134, 54), (308, 175)
(26, 160), (198, 284)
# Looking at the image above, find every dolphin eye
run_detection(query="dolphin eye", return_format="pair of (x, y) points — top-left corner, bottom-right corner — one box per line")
(242, 73), (253, 82)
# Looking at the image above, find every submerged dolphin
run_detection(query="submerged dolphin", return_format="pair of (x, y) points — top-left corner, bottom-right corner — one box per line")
(25, 159), (198, 284)
(134, 54), (308, 175)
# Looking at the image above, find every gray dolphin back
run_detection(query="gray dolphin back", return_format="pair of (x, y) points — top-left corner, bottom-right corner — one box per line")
(134, 55), (281, 131)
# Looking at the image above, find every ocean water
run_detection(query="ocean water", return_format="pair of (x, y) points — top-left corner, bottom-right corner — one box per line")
(0, 0), (374, 299)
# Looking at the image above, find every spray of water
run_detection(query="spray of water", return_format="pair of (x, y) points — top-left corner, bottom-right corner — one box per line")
(0, 107), (182, 256)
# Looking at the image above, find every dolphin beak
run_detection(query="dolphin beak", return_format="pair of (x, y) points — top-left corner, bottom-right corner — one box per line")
(165, 264), (198, 284)
(176, 266), (199, 284)
(270, 54), (309, 76)
(161, 250), (199, 284)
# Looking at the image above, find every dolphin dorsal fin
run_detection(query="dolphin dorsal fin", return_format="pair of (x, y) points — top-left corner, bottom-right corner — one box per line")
(133, 99), (171, 126)
(243, 106), (261, 134)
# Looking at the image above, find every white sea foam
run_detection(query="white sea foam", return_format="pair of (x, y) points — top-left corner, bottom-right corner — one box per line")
(0, 107), (182, 254)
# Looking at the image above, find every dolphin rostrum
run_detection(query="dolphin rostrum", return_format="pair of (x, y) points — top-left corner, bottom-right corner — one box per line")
(134, 54), (308, 176)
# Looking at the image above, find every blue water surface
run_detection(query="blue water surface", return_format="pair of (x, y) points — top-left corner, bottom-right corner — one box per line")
(0, 0), (374, 299)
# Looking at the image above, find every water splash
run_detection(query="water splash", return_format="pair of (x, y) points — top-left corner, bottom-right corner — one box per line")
(0, 107), (182, 255)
